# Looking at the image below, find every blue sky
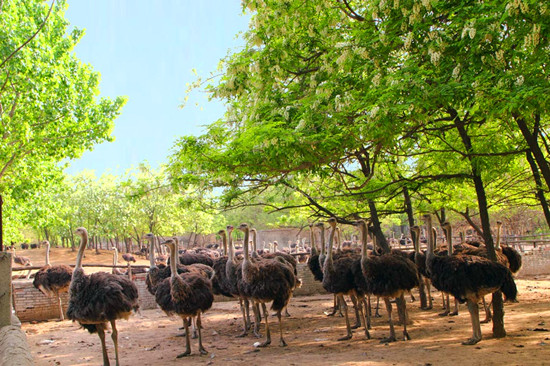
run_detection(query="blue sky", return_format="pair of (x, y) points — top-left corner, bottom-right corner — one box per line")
(64, 1), (249, 175)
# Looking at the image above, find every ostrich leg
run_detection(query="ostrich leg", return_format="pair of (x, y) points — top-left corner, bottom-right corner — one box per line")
(97, 326), (111, 366)
(110, 320), (120, 366)
(197, 313), (208, 355)
(463, 300), (482, 345)
(325, 294), (341, 316)
(258, 303), (271, 347)
(349, 294), (362, 329)
(425, 280), (433, 310)
(449, 298), (459, 316)
(252, 302), (262, 338)
(374, 297), (382, 318)
(337, 294), (353, 341)
(177, 317), (192, 357)
(480, 297), (492, 323)
(359, 297), (371, 339)
(244, 298), (252, 329)
(381, 298), (396, 343)
(191, 317), (198, 339)
(398, 294), (411, 340)
(237, 298), (248, 337)
(364, 296), (372, 329)
(57, 295), (65, 321)
(439, 294), (450, 316)
(276, 311), (287, 347)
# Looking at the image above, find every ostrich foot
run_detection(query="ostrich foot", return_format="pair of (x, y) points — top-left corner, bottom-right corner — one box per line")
(374, 312), (382, 318)
(351, 322), (361, 330)
(403, 331), (411, 341)
(421, 305), (432, 310)
(192, 331), (198, 340)
(236, 331), (248, 338)
(253, 330), (262, 338)
(176, 350), (191, 358)
(438, 310), (450, 317)
(257, 340), (271, 347)
(365, 330), (371, 339)
(480, 318), (491, 324)
(199, 346), (208, 355)
(337, 334), (352, 341)
(175, 333), (186, 337)
(279, 339), (288, 347)
(380, 336), (396, 343)
(462, 337), (481, 345)
(449, 311), (459, 316)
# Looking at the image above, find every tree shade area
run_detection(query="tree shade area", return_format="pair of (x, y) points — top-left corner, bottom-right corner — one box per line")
(2, 0), (550, 348)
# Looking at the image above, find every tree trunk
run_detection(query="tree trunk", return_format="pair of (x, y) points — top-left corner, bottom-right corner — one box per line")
(515, 115), (550, 191)
(454, 111), (506, 338)
(526, 150), (550, 228)
(368, 199), (390, 253)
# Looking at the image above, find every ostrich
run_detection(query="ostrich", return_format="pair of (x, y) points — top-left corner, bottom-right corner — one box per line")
(225, 225), (252, 336)
(315, 222), (342, 317)
(111, 247), (126, 276)
(211, 229), (234, 299)
(122, 252), (136, 263)
(356, 220), (418, 342)
(322, 218), (366, 341)
(156, 238), (213, 357)
(423, 216), (518, 345)
(238, 223), (295, 347)
(12, 248), (33, 279)
(67, 227), (139, 366)
(307, 224), (323, 282)
(32, 240), (72, 321)
(409, 228), (433, 310)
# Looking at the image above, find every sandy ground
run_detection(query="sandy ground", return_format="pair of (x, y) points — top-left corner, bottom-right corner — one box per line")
(23, 273), (550, 366)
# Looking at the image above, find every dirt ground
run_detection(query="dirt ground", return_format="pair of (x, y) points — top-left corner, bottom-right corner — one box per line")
(23, 272), (550, 366)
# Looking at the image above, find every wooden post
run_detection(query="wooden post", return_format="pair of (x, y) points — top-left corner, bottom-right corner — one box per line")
(0, 252), (12, 327)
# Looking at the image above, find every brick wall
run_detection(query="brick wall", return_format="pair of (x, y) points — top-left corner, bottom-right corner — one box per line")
(518, 249), (550, 276)
(13, 273), (158, 322)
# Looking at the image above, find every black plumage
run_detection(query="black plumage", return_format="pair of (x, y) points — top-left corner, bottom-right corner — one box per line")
(33, 241), (73, 321)
(67, 227), (139, 366)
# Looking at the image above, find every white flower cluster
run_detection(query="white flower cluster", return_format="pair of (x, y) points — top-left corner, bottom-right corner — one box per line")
(461, 20), (477, 39)
(452, 64), (462, 80)
(524, 24), (541, 49)
(428, 48), (441, 65)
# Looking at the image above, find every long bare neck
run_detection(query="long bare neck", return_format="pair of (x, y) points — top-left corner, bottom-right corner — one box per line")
(446, 226), (453, 255)
(243, 228), (250, 263)
(149, 238), (156, 269)
(169, 244), (178, 279)
(496, 223), (502, 250)
(113, 248), (118, 269)
(251, 229), (257, 253)
(425, 216), (434, 262)
(326, 224), (336, 264)
(412, 229), (420, 254)
(75, 233), (88, 269)
(45, 243), (50, 266)
(360, 222), (368, 260)
(228, 230), (235, 262)
(221, 232), (227, 256)
(336, 227), (341, 251)
(320, 226), (326, 256)
(310, 226), (318, 255)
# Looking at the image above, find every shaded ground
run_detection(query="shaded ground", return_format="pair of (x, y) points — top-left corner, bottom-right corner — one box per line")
(24, 275), (550, 366)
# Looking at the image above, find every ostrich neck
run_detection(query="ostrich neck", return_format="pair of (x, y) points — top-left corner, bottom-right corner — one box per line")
(336, 228), (341, 251)
(149, 238), (156, 269)
(45, 243), (50, 266)
(75, 232), (87, 270)
(496, 224), (501, 250)
(412, 229), (420, 254)
(325, 224), (336, 269)
(113, 248), (118, 269)
(243, 228), (250, 263)
(320, 226), (326, 256)
(425, 217), (435, 269)
(310, 227), (318, 255)
(360, 223), (368, 260)
(221, 232), (227, 256)
(169, 244), (178, 279)
(447, 226), (453, 255)
(225, 230), (235, 279)
(251, 229), (257, 252)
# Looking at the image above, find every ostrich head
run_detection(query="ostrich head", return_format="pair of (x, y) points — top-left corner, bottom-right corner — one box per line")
(314, 222), (324, 228)
(75, 227), (88, 237)
(41, 240), (50, 246)
(238, 223), (249, 232)
(217, 229), (226, 235)
(161, 238), (176, 250)
(226, 225), (234, 233)
(143, 233), (155, 240)
(411, 225), (421, 236)
(327, 217), (337, 228)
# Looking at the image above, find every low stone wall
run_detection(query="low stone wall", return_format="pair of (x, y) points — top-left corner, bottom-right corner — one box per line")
(518, 249), (550, 276)
(0, 314), (33, 366)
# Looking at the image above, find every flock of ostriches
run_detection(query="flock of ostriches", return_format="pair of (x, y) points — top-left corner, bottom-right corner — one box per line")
(26, 215), (522, 366)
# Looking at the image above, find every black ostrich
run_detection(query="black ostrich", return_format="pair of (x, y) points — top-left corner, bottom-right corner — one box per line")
(155, 238), (213, 357)
(315, 222), (342, 317)
(224, 225), (252, 336)
(357, 220), (419, 343)
(238, 223), (296, 347)
(408, 229), (433, 310)
(122, 253), (136, 263)
(322, 218), (367, 341)
(67, 227), (139, 366)
(210, 229), (234, 299)
(307, 224), (323, 282)
(12, 247), (33, 278)
(423, 216), (518, 345)
(33, 240), (73, 321)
